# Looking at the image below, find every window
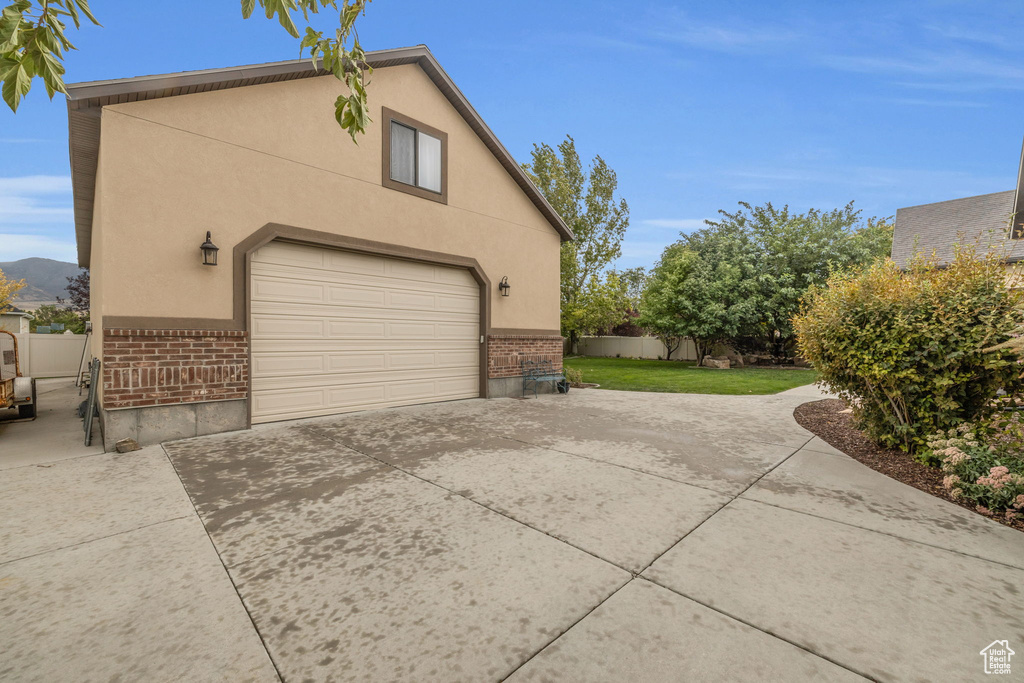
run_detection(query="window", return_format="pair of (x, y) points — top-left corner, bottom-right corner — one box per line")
(382, 108), (447, 203)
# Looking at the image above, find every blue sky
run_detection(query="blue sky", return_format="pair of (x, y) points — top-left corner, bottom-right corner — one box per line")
(1, 0), (1022, 269)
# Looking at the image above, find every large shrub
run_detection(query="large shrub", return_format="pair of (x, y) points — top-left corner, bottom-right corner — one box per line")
(793, 248), (1024, 452)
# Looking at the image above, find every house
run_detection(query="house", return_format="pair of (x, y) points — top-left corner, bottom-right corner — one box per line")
(0, 308), (33, 335)
(66, 45), (572, 450)
(891, 140), (1024, 268)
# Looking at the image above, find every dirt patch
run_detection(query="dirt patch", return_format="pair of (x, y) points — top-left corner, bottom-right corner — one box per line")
(794, 399), (1023, 533)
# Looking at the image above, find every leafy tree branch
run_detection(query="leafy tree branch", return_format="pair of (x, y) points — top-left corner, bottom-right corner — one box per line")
(1, 0), (373, 140)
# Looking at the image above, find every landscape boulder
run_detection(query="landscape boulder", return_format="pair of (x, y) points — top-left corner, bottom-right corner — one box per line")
(702, 356), (730, 369)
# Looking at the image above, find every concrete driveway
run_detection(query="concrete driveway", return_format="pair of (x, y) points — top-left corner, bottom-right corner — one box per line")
(3, 384), (1023, 681)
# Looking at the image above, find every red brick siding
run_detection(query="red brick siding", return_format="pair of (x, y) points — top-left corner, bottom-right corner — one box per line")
(487, 335), (563, 379)
(102, 328), (248, 409)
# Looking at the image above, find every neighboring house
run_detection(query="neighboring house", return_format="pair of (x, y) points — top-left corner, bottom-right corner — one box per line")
(0, 308), (33, 335)
(891, 141), (1024, 268)
(67, 45), (572, 450)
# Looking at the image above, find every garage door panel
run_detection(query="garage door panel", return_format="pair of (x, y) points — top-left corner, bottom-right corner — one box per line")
(324, 249), (388, 276)
(253, 367), (477, 392)
(327, 285), (387, 307)
(251, 241), (481, 423)
(252, 316), (325, 338)
(251, 354), (326, 376)
(251, 339), (479, 354)
(436, 294), (479, 314)
(251, 241), (326, 267)
(252, 261), (478, 298)
(251, 277), (325, 304)
(252, 387), (327, 414)
(251, 302), (478, 325)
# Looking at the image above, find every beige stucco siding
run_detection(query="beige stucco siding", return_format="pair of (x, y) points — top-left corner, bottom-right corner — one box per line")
(89, 64), (560, 330)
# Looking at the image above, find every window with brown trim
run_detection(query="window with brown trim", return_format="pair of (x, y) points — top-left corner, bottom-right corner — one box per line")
(382, 107), (448, 204)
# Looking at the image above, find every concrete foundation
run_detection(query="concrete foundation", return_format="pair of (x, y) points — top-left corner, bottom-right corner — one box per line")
(488, 375), (560, 399)
(102, 399), (248, 451)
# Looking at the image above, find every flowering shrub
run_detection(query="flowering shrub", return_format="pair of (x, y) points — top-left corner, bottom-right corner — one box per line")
(794, 247), (1024, 452)
(926, 424), (1024, 519)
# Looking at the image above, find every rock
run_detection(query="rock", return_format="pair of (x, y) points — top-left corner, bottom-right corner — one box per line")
(702, 356), (730, 369)
(114, 438), (141, 453)
(793, 356), (812, 368)
(727, 354), (744, 368)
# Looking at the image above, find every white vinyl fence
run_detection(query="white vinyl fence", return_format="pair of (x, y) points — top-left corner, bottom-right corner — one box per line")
(12, 333), (88, 378)
(572, 336), (700, 361)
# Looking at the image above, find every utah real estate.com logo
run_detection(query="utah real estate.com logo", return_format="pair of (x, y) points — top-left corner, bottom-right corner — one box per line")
(980, 640), (1014, 675)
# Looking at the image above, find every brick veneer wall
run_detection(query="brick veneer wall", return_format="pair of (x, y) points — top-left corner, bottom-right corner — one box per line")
(102, 328), (248, 409)
(487, 334), (563, 379)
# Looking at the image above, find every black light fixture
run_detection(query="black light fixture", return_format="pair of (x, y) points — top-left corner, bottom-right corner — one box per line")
(498, 276), (510, 297)
(200, 231), (219, 266)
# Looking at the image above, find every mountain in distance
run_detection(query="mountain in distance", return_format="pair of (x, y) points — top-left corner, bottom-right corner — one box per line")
(0, 258), (84, 310)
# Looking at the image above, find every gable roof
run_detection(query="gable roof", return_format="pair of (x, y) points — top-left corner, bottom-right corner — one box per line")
(66, 45), (573, 267)
(891, 190), (1022, 265)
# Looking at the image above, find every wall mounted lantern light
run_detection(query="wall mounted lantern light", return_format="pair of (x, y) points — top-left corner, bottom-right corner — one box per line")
(498, 276), (510, 297)
(200, 231), (220, 266)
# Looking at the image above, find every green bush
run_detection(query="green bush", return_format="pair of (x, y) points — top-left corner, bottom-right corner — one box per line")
(563, 366), (584, 387)
(793, 248), (1024, 452)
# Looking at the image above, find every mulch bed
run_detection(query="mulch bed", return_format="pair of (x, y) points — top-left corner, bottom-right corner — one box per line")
(793, 399), (1024, 533)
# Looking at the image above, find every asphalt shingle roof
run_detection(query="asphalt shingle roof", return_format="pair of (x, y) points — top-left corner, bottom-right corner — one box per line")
(891, 190), (1023, 266)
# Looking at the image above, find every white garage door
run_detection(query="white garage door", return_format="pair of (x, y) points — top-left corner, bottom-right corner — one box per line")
(249, 241), (481, 423)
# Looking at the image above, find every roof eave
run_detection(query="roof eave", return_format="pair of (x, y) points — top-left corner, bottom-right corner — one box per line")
(66, 45), (573, 269)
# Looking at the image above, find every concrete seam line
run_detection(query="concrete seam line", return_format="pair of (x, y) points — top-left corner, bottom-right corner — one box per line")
(491, 430), (733, 498)
(501, 575), (635, 680)
(0, 514), (192, 568)
(634, 434), (815, 576)
(635, 576), (876, 682)
(301, 423), (636, 575)
(735, 496), (1024, 573)
(159, 444), (286, 683)
(0, 448), (109, 472)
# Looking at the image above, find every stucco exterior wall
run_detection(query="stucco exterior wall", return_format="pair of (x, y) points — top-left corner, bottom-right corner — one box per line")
(89, 63), (561, 332)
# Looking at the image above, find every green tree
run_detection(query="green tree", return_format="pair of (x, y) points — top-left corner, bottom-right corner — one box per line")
(29, 303), (86, 333)
(705, 201), (893, 355)
(1, 0), (372, 140)
(522, 135), (629, 352)
(639, 230), (761, 361)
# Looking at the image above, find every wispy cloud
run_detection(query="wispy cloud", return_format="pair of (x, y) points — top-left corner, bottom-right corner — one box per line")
(881, 97), (988, 108)
(647, 10), (801, 53)
(924, 24), (1020, 50)
(0, 175), (73, 225)
(640, 218), (708, 231)
(0, 175), (71, 194)
(0, 233), (77, 262)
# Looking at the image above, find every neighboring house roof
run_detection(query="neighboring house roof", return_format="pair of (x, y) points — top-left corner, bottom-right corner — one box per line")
(65, 45), (573, 268)
(1, 308), (34, 319)
(891, 190), (1023, 266)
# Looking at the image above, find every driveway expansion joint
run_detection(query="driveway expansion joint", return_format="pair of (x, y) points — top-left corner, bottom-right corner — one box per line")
(634, 575), (876, 682)
(160, 444), (286, 683)
(735, 495), (1024, 572)
(0, 514), (193, 568)
(300, 423), (636, 575)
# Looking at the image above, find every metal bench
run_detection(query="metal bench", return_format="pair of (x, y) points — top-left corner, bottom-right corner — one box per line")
(521, 358), (568, 398)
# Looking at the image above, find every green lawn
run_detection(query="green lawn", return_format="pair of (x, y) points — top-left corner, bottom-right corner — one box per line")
(563, 356), (818, 395)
